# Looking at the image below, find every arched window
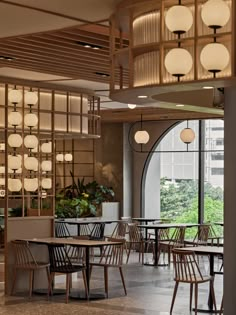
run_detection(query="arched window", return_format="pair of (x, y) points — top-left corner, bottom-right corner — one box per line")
(143, 119), (224, 225)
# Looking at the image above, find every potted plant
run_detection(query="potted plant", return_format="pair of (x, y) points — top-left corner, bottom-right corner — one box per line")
(55, 172), (115, 218)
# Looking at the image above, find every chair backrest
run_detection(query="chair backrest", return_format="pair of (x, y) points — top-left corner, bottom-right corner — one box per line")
(158, 228), (170, 241)
(11, 240), (38, 268)
(128, 223), (142, 242)
(55, 221), (71, 238)
(90, 222), (105, 240)
(99, 238), (125, 266)
(169, 226), (186, 245)
(193, 224), (210, 244)
(111, 222), (128, 238)
(48, 243), (74, 272)
(79, 224), (91, 236)
(172, 249), (204, 282)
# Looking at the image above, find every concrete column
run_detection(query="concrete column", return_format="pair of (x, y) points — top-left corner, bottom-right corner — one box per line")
(224, 87), (236, 314)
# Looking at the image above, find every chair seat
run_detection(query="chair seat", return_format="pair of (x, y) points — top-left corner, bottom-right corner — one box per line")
(90, 262), (122, 268)
(16, 262), (50, 270)
(50, 264), (85, 274)
(184, 240), (208, 246)
(174, 275), (213, 284)
(160, 241), (184, 247)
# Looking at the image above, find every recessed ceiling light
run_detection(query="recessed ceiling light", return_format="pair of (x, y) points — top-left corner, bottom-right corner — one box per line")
(128, 104), (136, 109)
(95, 72), (110, 77)
(76, 41), (102, 50)
(202, 86), (214, 89)
(0, 55), (15, 61)
(176, 104), (185, 107)
(84, 44), (91, 48)
(137, 95), (148, 99)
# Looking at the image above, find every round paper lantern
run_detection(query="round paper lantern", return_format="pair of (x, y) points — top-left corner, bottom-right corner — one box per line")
(41, 160), (52, 172)
(201, 0), (230, 29)
(165, 48), (193, 77)
(165, 5), (193, 34)
(8, 134), (23, 148)
(8, 89), (22, 104)
(25, 91), (38, 105)
(8, 111), (22, 126)
(8, 178), (22, 192)
(41, 142), (52, 153)
(24, 178), (38, 192)
(200, 43), (229, 73)
(128, 104), (136, 109)
(56, 153), (64, 162)
(24, 156), (38, 171)
(8, 155), (21, 170)
(24, 135), (38, 149)
(64, 153), (73, 162)
(24, 113), (38, 127)
(134, 130), (150, 144)
(41, 178), (52, 190)
(180, 128), (195, 144)
(0, 178), (5, 186)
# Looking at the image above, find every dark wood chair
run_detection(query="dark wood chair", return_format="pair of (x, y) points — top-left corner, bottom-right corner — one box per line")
(184, 224), (211, 246)
(89, 222), (106, 240)
(48, 243), (88, 303)
(126, 223), (145, 264)
(170, 249), (217, 315)
(55, 221), (71, 238)
(89, 238), (127, 298)
(11, 240), (51, 298)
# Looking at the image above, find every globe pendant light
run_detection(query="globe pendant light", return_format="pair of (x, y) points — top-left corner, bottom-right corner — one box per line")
(56, 153), (64, 162)
(41, 160), (52, 172)
(134, 114), (150, 144)
(180, 122), (195, 144)
(8, 178), (22, 192)
(8, 111), (22, 127)
(25, 91), (38, 105)
(165, 4), (193, 34)
(24, 113), (38, 128)
(41, 142), (52, 153)
(24, 135), (38, 149)
(8, 134), (23, 148)
(165, 48), (193, 78)
(41, 178), (52, 190)
(128, 104), (136, 109)
(24, 156), (38, 171)
(8, 155), (21, 171)
(24, 178), (38, 192)
(200, 43), (229, 74)
(64, 153), (73, 162)
(201, 0), (230, 30)
(8, 88), (22, 104)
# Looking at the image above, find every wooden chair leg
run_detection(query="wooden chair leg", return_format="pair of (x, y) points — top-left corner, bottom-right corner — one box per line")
(66, 274), (70, 303)
(210, 280), (217, 311)
(170, 282), (179, 314)
(29, 270), (33, 298)
(90, 265), (93, 278)
(126, 247), (131, 264)
(220, 295), (223, 315)
(190, 283), (193, 310)
(11, 268), (17, 295)
(46, 267), (51, 297)
(82, 269), (89, 300)
(104, 266), (108, 298)
(194, 283), (198, 315)
(119, 267), (127, 295)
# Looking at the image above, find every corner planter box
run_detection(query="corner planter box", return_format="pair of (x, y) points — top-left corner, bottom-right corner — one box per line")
(27, 208), (53, 217)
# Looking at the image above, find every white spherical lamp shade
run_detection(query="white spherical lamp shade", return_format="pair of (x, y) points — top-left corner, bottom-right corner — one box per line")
(41, 178), (52, 190)
(8, 155), (21, 170)
(0, 178), (5, 186)
(41, 160), (52, 172)
(201, 0), (230, 29)
(165, 48), (193, 77)
(41, 142), (52, 153)
(64, 153), (73, 162)
(8, 134), (23, 148)
(165, 5), (193, 34)
(8, 179), (22, 192)
(128, 104), (136, 109)
(24, 135), (38, 149)
(24, 113), (38, 127)
(25, 91), (38, 105)
(24, 178), (38, 192)
(180, 128), (195, 144)
(8, 111), (22, 126)
(24, 156), (38, 171)
(134, 130), (150, 144)
(200, 43), (229, 73)
(8, 89), (22, 104)
(56, 153), (64, 162)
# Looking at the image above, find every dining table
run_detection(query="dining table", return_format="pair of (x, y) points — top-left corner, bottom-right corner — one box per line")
(138, 223), (200, 266)
(179, 246), (223, 313)
(20, 237), (123, 299)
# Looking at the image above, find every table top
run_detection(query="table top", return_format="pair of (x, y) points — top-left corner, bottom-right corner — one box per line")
(177, 246), (223, 255)
(138, 223), (200, 229)
(56, 219), (120, 225)
(19, 237), (123, 247)
(132, 218), (169, 222)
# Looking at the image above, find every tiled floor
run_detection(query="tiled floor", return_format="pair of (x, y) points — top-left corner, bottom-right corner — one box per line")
(0, 252), (223, 315)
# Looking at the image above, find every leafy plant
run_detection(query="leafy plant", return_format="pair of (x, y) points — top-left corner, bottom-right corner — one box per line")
(55, 171), (115, 218)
